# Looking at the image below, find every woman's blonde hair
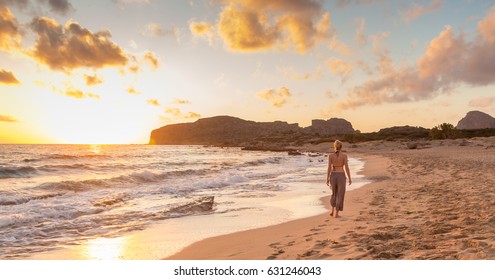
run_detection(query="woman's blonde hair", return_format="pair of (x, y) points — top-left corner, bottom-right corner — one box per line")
(334, 140), (343, 153)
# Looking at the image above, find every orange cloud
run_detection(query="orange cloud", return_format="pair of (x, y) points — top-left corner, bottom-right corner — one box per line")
(87, 92), (100, 99)
(164, 107), (201, 119)
(29, 17), (128, 71)
(127, 86), (141, 95)
(0, 6), (21, 51)
(354, 18), (367, 46)
(189, 21), (214, 44)
(84, 74), (104, 86)
(0, 69), (20, 84)
(469, 97), (495, 108)
(146, 99), (160, 106)
(189, 21), (213, 35)
(215, 0), (331, 53)
(63, 88), (99, 99)
(143, 51), (159, 69)
(478, 7), (495, 43)
(403, 0), (442, 22)
(142, 22), (179, 41)
(172, 99), (190, 105)
(336, 6), (495, 110)
(184, 112), (201, 119)
(256, 86), (292, 108)
(0, 114), (17, 122)
(417, 26), (466, 79)
(326, 57), (352, 83)
(278, 66), (317, 80)
(64, 89), (84, 98)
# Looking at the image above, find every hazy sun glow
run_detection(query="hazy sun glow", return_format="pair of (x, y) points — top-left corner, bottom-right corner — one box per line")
(84, 237), (126, 260)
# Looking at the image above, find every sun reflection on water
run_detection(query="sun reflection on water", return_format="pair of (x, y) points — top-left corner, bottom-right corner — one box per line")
(89, 144), (101, 154)
(84, 237), (126, 260)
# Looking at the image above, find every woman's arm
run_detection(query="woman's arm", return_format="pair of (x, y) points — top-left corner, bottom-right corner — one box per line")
(345, 155), (352, 185)
(326, 155), (332, 186)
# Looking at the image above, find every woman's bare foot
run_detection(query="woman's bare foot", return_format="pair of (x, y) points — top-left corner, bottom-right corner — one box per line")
(330, 207), (335, 216)
(335, 211), (340, 218)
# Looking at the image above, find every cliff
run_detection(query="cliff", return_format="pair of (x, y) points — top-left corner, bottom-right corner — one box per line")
(456, 111), (495, 129)
(149, 115), (356, 145)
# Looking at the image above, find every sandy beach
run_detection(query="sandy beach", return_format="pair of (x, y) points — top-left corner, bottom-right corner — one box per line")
(167, 137), (495, 260)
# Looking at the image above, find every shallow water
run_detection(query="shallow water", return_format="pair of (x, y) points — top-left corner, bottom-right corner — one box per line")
(0, 144), (368, 259)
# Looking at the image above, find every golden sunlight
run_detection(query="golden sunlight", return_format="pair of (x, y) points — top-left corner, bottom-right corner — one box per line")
(41, 80), (157, 144)
(84, 237), (126, 260)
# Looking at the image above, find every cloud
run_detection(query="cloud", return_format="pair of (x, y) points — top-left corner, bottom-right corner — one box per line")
(403, 0), (442, 22)
(326, 57), (353, 83)
(164, 107), (201, 119)
(143, 51), (159, 69)
(278, 66), (316, 80)
(335, 67), (443, 110)
(213, 0), (332, 53)
(0, 114), (17, 122)
(142, 22), (179, 41)
(0, 0), (29, 10)
(370, 31), (394, 75)
(84, 74), (103, 86)
(256, 86), (292, 108)
(354, 18), (367, 47)
(0, 6), (21, 50)
(63, 88), (99, 99)
(127, 86), (141, 95)
(189, 21), (214, 44)
(190, 21), (213, 35)
(184, 112), (201, 119)
(336, 0), (381, 8)
(469, 96), (495, 108)
(29, 17), (128, 71)
(86, 93), (100, 99)
(325, 89), (336, 99)
(172, 99), (190, 105)
(44, 0), (74, 15)
(336, 7), (495, 110)
(146, 99), (160, 106)
(416, 26), (466, 80)
(1, 0), (73, 15)
(0, 69), (20, 84)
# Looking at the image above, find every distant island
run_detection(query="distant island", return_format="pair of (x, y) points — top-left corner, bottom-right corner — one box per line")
(149, 111), (495, 150)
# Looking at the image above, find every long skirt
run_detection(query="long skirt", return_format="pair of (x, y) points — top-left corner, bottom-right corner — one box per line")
(330, 172), (346, 211)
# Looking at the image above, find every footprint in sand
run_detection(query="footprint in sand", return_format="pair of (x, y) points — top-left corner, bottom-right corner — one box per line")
(314, 239), (331, 249)
(317, 253), (332, 259)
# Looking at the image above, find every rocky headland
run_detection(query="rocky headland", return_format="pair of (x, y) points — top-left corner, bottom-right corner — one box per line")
(149, 115), (356, 150)
(149, 111), (495, 151)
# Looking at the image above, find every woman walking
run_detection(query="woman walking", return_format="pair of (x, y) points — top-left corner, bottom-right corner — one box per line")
(326, 140), (352, 218)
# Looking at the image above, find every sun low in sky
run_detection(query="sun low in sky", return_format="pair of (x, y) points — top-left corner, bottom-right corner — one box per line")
(1, 0), (494, 144)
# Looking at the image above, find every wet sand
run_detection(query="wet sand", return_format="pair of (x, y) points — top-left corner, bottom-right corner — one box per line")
(167, 137), (495, 260)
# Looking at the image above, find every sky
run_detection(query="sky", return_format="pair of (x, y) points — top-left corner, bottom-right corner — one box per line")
(0, 0), (494, 144)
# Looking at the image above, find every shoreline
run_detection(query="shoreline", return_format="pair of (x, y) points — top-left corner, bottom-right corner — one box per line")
(167, 137), (495, 260)
(22, 146), (365, 260)
(166, 153), (388, 260)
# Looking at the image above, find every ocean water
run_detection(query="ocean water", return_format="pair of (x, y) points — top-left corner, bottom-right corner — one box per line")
(0, 144), (368, 259)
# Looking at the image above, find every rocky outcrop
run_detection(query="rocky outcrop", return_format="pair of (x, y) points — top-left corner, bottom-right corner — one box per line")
(149, 115), (356, 145)
(456, 111), (495, 129)
(304, 118), (355, 135)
